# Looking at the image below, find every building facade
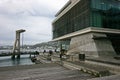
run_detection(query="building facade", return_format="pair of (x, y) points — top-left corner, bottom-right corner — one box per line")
(52, 0), (120, 39)
(52, 0), (120, 58)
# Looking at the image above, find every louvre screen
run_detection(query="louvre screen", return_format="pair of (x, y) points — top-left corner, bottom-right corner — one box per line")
(53, 0), (120, 39)
(53, 0), (90, 39)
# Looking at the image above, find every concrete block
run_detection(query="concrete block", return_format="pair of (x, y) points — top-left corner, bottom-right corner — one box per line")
(67, 32), (116, 59)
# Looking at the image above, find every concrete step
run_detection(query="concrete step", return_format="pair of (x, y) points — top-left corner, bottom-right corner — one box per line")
(37, 55), (52, 63)
(86, 57), (120, 66)
(87, 75), (120, 80)
(63, 61), (111, 77)
(85, 60), (120, 74)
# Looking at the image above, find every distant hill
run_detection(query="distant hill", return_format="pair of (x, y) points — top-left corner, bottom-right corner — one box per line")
(0, 42), (59, 51)
(32, 41), (58, 50)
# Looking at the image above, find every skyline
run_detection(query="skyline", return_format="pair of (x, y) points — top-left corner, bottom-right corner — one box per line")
(0, 0), (69, 46)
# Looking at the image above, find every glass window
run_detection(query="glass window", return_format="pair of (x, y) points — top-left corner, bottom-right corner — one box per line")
(53, 0), (120, 39)
(90, 0), (120, 29)
(53, 0), (91, 38)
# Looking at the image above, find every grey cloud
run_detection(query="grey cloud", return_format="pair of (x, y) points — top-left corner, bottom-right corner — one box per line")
(0, 0), (68, 45)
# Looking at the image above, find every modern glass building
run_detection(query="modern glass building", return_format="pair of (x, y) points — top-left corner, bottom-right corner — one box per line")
(52, 0), (120, 39)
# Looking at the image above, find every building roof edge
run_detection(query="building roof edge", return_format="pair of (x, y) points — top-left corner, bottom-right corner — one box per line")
(55, 0), (71, 17)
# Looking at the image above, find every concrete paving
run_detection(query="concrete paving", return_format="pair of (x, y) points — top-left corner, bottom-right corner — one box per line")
(0, 63), (94, 80)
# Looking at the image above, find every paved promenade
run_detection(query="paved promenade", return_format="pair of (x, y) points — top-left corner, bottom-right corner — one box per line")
(0, 63), (94, 80)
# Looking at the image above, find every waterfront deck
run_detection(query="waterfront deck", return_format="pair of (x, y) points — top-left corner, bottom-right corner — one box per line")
(0, 52), (120, 80)
(0, 63), (94, 80)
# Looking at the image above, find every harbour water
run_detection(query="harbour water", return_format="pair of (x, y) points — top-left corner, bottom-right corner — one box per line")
(0, 54), (34, 67)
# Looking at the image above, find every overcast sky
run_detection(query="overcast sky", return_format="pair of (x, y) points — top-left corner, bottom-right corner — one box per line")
(0, 0), (69, 46)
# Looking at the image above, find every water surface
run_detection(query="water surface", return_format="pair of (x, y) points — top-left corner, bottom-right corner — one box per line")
(0, 55), (33, 67)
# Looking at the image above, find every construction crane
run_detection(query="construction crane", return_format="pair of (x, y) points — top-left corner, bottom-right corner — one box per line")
(11, 29), (26, 59)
